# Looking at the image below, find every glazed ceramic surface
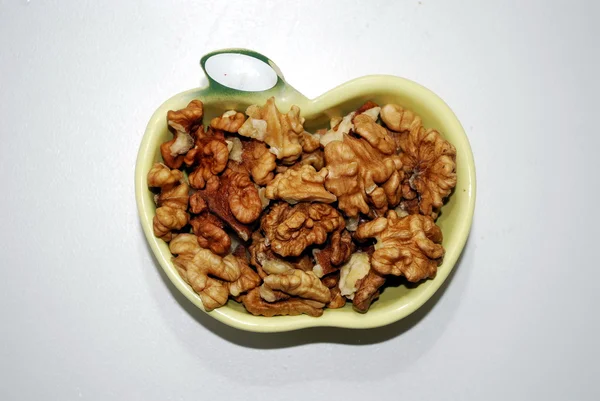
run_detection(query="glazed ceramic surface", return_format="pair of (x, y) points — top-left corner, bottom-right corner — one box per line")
(135, 49), (476, 332)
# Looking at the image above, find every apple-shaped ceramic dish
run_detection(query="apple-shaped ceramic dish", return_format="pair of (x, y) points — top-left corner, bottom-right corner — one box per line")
(135, 49), (476, 332)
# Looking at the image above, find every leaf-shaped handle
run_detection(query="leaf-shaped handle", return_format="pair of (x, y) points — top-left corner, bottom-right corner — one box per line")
(199, 48), (306, 104)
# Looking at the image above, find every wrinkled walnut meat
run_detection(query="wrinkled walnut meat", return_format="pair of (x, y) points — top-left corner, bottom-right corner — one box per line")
(210, 110), (246, 133)
(148, 163), (189, 241)
(239, 97), (303, 161)
(161, 100), (204, 169)
(355, 211), (444, 282)
(261, 202), (344, 257)
(265, 165), (336, 204)
(262, 269), (331, 303)
(187, 135), (229, 189)
(241, 288), (324, 317)
(352, 270), (386, 312)
(170, 237), (241, 311)
(397, 123), (457, 217)
(324, 135), (402, 217)
(227, 245), (261, 297)
(147, 163), (183, 188)
(241, 139), (277, 186)
(312, 229), (354, 278)
(195, 174), (255, 242)
(190, 213), (231, 256)
(148, 98), (457, 315)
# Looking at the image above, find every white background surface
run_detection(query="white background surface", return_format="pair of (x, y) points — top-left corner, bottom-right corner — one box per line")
(1, 0), (599, 400)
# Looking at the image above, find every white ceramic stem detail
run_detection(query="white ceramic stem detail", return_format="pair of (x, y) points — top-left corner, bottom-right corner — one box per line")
(204, 53), (278, 92)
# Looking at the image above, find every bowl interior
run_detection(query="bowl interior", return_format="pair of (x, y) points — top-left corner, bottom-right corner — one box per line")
(135, 76), (475, 332)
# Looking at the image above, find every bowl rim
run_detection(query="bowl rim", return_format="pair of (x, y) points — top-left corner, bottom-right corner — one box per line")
(135, 74), (476, 333)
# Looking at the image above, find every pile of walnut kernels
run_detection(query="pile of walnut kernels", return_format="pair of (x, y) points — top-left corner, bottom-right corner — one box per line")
(147, 97), (457, 316)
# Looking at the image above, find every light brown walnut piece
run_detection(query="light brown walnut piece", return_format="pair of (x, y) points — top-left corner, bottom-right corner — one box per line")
(338, 252), (371, 299)
(172, 247), (241, 311)
(328, 287), (346, 309)
(241, 288), (324, 317)
(355, 211), (444, 282)
(344, 135), (397, 192)
(238, 97), (303, 161)
(265, 165), (337, 204)
(259, 285), (292, 303)
(324, 135), (398, 217)
(353, 113), (396, 155)
(352, 270), (386, 312)
(324, 141), (368, 216)
(261, 202), (344, 257)
(156, 182), (189, 210)
(210, 110), (246, 133)
(167, 100), (204, 134)
(161, 100), (204, 169)
(153, 206), (189, 242)
(263, 269), (331, 303)
(398, 124), (457, 217)
(312, 230), (355, 278)
(299, 149), (325, 171)
(227, 171), (262, 224)
(380, 104), (421, 133)
(318, 101), (381, 147)
(147, 163), (183, 188)
(241, 139), (277, 186)
(299, 131), (321, 153)
(248, 231), (312, 277)
(382, 168), (404, 207)
(226, 137), (243, 162)
(190, 213), (231, 256)
(187, 136), (229, 189)
(226, 245), (261, 297)
(169, 233), (201, 256)
(195, 175), (254, 241)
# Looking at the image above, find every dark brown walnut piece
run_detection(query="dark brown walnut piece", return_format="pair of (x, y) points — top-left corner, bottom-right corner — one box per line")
(248, 231), (313, 278)
(319, 272), (347, 309)
(261, 202), (344, 257)
(241, 288), (324, 317)
(190, 213), (231, 256)
(187, 136), (229, 189)
(188, 192), (208, 214)
(195, 175), (254, 242)
(355, 211), (444, 282)
(226, 170), (262, 224)
(352, 270), (386, 313)
(240, 139), (277, 186)
(312, 230), (354, 278)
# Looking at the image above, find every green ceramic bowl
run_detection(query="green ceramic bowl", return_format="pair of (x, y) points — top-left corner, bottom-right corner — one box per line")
(135, 49), (476, 332)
